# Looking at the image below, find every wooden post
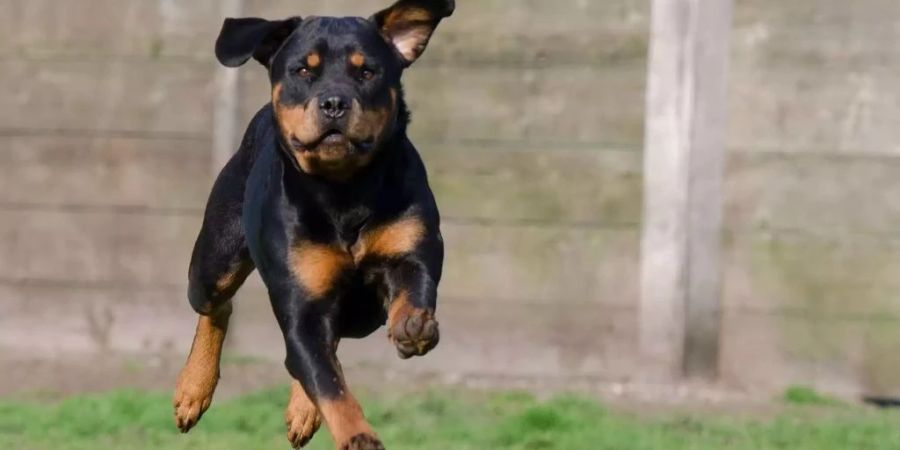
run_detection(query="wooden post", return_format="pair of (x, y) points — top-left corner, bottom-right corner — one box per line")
(639, 0), (733, 380)
(212, 0), (244, 175)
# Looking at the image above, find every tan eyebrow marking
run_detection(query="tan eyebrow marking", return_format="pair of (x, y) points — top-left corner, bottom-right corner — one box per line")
(306, 52), (321, 68)
(349, 52), (365, 68)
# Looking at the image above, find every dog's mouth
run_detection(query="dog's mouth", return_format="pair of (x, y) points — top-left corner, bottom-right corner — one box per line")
(290, 130), (374, 156)
(316, 129), (350, 147)
(283, 127), (382, 179)
(292, 130), (344, 151)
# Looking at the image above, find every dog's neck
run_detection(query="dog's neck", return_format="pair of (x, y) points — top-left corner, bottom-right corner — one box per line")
(280, 128), (411, 247)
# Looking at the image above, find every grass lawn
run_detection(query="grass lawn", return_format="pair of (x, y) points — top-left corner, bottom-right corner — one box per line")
(1, 386), (899, 449)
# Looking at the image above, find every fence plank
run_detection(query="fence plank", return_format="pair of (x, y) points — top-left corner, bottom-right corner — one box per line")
(0, 209), (639, 308)
(720, 310), (900, 395)
(248, 0), (649, 66)
(0, 0), (221, 59)
(0, 136), (211, 211)
(724, 231), (900, 318)
(726, 153), (900, 234)
(0, 60), (214, 135)
(0, 283), (637, 380)
(0, 137), (641, 227)
(728, 67), (900, 155)
(424, 145), (642, 226)
(0, 0), (649, 65)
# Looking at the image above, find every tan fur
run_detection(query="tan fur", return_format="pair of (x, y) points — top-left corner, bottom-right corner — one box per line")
(273, 83), (323, 153)
(384, 7), (433, 26)
(353, 216), (425, 262)
(306, 52), (321, 68)
(393, 28), (431, 61)
(274, 83), (348, 178)
(346, 89), (395, 142)
(349, 51), (365, 68)
(272, 84), (397, 182)
(173, 304), (231, 431)
(285, 380), (322, 447)
(387, 291), (413, 330)
(381, 7), (435, 62)
(290, 242), (352, 299)
(318, 394), (376, 447)
(213, 260), (254, 299)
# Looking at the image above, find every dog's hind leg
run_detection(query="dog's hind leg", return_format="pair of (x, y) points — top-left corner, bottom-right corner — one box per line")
(173, 302), (234, 433)
(173, 149), (255, 433)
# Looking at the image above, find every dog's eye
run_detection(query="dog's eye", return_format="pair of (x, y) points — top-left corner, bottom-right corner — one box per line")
(298, 67), (312, 78)
(360, 69), (375, 81)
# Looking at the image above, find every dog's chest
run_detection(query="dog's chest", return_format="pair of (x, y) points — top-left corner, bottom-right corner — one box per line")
(300, 205), (423, 268)
(333, 209), (371, 261)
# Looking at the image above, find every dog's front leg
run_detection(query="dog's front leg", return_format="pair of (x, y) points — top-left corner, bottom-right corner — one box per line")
(383, 258), (442, 360)
(276, 299), (383, 450)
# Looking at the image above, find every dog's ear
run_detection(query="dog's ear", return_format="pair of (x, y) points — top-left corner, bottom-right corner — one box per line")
(371, 0), (454, 66)
(215, 17), (302, 68)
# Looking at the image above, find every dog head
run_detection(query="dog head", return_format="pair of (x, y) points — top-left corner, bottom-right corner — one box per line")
(214, 0), (455, 181)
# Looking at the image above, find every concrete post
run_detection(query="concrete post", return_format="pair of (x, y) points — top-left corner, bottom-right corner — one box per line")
(639, 0), (734, 380)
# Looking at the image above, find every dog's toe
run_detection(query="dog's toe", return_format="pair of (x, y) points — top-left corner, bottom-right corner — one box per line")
(173, 390), (212, 433)
(285, 396), (321, 448)
(172, 369), (218, 433)
(286, 413), (321, 448)
(389, 308), (439, 359)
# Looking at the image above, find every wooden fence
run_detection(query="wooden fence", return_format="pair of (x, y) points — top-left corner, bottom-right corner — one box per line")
(1, 0), (900, 396)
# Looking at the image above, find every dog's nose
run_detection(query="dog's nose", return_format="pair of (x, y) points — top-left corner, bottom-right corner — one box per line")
(320, 96), (349, 120)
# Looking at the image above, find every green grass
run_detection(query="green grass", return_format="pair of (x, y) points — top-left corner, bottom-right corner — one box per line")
(782, 385), (844, 407)
(1, 387), (900, 449)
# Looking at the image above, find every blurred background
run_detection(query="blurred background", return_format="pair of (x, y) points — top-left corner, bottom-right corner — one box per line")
(2, 1), (900, 448)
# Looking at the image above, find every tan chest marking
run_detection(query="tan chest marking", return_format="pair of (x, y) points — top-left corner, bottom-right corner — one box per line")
(290, 217), (425, 297)
(353, 217), (425, 262)
(289, 242), (352, 299)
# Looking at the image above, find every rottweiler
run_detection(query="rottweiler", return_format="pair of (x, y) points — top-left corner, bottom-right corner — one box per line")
(172, 1), (454, 449)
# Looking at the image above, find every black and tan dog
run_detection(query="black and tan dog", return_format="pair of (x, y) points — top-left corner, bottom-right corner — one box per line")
(172, 1), (454, 449)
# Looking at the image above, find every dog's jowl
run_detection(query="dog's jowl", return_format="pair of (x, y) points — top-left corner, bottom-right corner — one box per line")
(172, 1), (453, 449)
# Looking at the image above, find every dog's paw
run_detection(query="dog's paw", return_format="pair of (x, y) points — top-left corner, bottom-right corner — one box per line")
(172, 367), (219, 433)
(286, 407), (321, 448)
(389, 306), (439, 359)
(341, 433), (385, 450)
(285, 383), (322, 448)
